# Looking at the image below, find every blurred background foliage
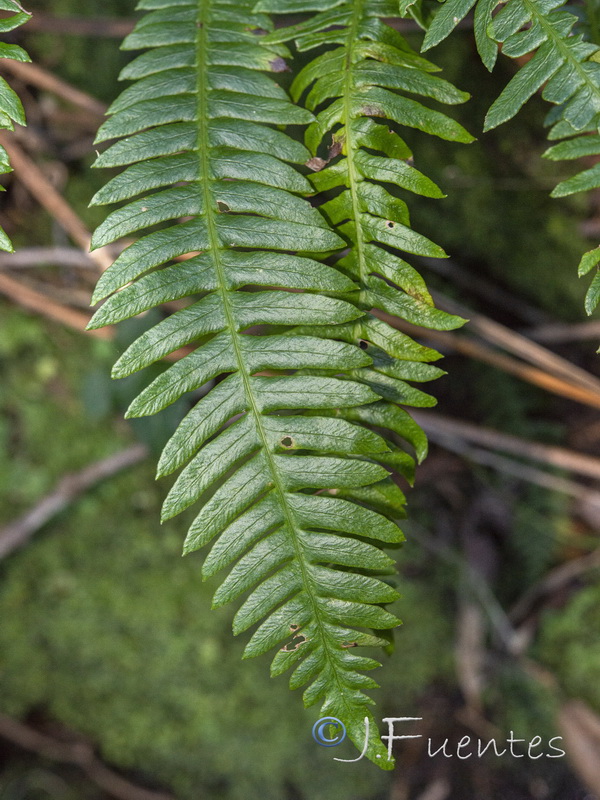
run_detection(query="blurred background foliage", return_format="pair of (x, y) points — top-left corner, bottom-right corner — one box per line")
(0, 2), (599, 800)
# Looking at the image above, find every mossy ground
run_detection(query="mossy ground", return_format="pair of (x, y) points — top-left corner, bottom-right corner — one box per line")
(0, 304), (455, 799)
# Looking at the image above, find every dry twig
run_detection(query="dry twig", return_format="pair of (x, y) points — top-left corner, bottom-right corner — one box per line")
(0, 271), (109, 337)
(0, 132), (112, 268)
(509, 547), (600, 626)
(558, 702), (600, 797)
(0, 713), (175, 800)
(412, 410), (600, 482)
(526, 318), (600, 344)
(376, 311), (600, 409)
(0, 246), (97, 269)
(0, 444), (148, 560)
(420, 256), (551, 326)
(0, 58), (107, 116)
(434, 292), (600, 396)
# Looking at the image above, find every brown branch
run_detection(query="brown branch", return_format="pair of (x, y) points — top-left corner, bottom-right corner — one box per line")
(0, 132), (113, 271)
(509, 547), (600, 626)
(425, 436), (600, 530)
(0, 272), (109, 337)
(0, 270), (193, 360)
(0, 58), (107, 116)
(557, 701), (600, 797)
(525, 319), (600, 344)
(377, 311), (600, 410)
(0, 713), (175, 800)
(419, 256), (551, 327)
(412, 410), (600, 482)
(0, 246), (98, 269)
(0, 444), (148, 560)
(433, 292), (600, 396)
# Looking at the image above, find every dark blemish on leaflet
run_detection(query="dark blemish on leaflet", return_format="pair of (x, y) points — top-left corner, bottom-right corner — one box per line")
(217, 200), (230, 212)
(280, 436), (294, 449)
(269, 57), (289, 73)
(280, 625), (308, 652)
(385, 221), (395, 229)
(328, 139), (343, 160)
(361, 105), (383, 117)
(306, 156), (327, 172)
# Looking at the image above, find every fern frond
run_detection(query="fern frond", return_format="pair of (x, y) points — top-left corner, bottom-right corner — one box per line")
(418, 0), (499, 69)
(543, 132), (600, 315)
(248, 2), (473, 757)
(0, 0), (31, 252)
(487, 0), (600, 313)
(414, 0), (600, 313)
(484, 1), (600, 131)
(257, 0), (468, 482)
(88, 0), (419, 768)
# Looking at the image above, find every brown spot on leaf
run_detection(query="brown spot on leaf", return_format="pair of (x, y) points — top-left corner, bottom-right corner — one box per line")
(385, 220), (395, 229)
(306, 156), (327, 172)
(341, 641), (358, 648)
(280, 436), (294, 449)
(328, 139), (343, 160)
(269, 57), (289, 73)
(361, 105), (383, 118)
(358, 339), (369, 350)
(280, 631), (308, 652)
(217, 200), (230, 212)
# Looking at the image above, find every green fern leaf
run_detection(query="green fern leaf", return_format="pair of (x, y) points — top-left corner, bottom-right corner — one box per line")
(415, 0), (499, 68)
(0, 0), (31, 252)
(484, 1), (600, 131)
(415, 0), (600, 313)
(257, 0), (468, 458)
(252, 0), (474, 759)
(486, 0), (600, 313)
(88, 0), (424, 768)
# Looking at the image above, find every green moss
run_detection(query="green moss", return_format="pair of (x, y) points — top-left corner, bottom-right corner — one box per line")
(537, 581), (600, 711)
(0, 304), (121, 524)
(0, 462), (453, 799)
(0, 309), (455, 799)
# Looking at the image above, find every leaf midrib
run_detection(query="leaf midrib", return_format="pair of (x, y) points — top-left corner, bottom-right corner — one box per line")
(195, 0), (347, 697)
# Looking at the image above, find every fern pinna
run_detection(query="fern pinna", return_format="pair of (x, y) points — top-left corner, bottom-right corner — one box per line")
(0, 0), (31, 251)
(415, 0), (600, 315)
(86, 0), (446, 766)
